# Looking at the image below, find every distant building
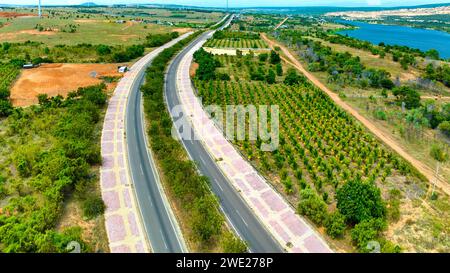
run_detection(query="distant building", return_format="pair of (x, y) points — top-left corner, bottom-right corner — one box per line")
(115, 20), (126, 24)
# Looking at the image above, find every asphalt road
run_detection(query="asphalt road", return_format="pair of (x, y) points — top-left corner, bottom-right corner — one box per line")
(164, 22), (284, 253)
(126, 49), (186, 253)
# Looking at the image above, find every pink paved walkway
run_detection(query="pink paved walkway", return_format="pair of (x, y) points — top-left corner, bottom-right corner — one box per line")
(100, 33), (192, 253)
(175, 37), (333, 253)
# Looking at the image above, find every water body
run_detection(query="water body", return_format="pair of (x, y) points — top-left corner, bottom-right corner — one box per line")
(336, 20), (450, 59)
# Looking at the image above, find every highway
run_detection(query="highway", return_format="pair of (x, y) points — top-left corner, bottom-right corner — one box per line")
(125, 36), (189, 253)
(164, 16), (284, 253)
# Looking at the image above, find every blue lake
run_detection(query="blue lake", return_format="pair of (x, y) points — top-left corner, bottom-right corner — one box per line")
(336, 20), (450, 59)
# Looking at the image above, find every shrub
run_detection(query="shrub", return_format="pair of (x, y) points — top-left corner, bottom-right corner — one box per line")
(438, 121), (450, 137)
(269, 50), (281, 64)
(96, 44), (111, 55)
(430, 144), (448, 163)
(258, 53), (268, 62)
(298, 188), (328, 225)
(266, 69), (276, 84)
(221, 233), (248, 253)
(0, 99), (13, 117)
(337, 179), (386, 224)
(82, 196), (106, 219)
(325, 212), (347, 238)
(351, 218), (386, 251)
(284, 68), (306, 86)
(392, 86), (421, 109)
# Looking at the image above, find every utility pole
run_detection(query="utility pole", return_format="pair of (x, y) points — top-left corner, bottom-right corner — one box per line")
(38, 0), (42, 18)
(226, 0), (229, 12)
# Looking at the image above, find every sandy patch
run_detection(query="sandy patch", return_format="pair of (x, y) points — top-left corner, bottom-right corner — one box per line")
(20, 29), (56, 35)
(11, 63), (123, 107)
(190, 62), (199, 78)
(172, 28), (192, 34)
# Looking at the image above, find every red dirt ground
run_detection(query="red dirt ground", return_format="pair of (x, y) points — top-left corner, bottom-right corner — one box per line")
(0, 12), (35, 18)
(11, 63), (123, 107)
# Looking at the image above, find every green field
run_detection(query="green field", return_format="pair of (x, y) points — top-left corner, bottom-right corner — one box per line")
(205, 38), (268, 49)
(0, 16), (179, 46)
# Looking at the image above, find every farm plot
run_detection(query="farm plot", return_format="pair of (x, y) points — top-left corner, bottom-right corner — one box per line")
(194, 76), (450, 252)
(197, 80), (421, 192)
(205, 38), (268, 49)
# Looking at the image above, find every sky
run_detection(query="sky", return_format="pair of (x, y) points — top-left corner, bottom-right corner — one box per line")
(3, 0), (450, 8)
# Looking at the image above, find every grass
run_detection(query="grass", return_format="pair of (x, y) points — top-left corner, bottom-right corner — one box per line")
(0, 16), (177, 46)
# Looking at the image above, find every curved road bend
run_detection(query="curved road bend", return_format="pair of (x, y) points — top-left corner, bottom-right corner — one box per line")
(165, 17), (284, 253)
(126, 33), (192, 253)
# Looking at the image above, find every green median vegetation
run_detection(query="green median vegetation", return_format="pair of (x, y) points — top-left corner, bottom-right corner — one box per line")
(141, 32), (247, 252)
(0, 84), (107, 252)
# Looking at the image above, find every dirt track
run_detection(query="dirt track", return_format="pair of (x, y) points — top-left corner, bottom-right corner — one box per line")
(261, 33), (450, 195)
(11, 63), (122, 107)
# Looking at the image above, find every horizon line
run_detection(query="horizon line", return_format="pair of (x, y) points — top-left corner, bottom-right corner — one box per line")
(1, 2), (450, 9)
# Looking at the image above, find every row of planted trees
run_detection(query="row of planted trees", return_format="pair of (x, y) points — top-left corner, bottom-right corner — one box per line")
(196, 73), (423, 252)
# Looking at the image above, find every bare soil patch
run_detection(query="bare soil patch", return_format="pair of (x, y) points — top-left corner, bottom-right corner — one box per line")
(0, 12), (35, 18)
(172, 28), (192, 34)
(190, 62), (199, 78)
(11, 63), (123, 107)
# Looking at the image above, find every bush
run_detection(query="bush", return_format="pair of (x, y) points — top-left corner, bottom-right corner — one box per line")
(325, 212), (347, 238)
(0, 99), (13, 117)
(276, 63), (283, 76)
(221, 233), (248, 253)
(194, 48), (218, 81)
(191, 196), (223, 242)
(380, 78), (394, 89)
(351, 218), (386, 251)
(337, 179), (386, 224)
(96, 44), (111, 55)
(266, 69), (276, 84)
(258, 53), (268, 62)
(438, 121), (450, 137)
(392, 86), (421, 109)
(284, 68), (306, 86)
(82, 196), (106, 219)
(269, 50), (281, 64)
(430, 144), (448, 162)
(298, 188), (328, 225)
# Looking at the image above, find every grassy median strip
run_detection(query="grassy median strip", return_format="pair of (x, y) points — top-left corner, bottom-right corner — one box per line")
(141, 32), (247, 253)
